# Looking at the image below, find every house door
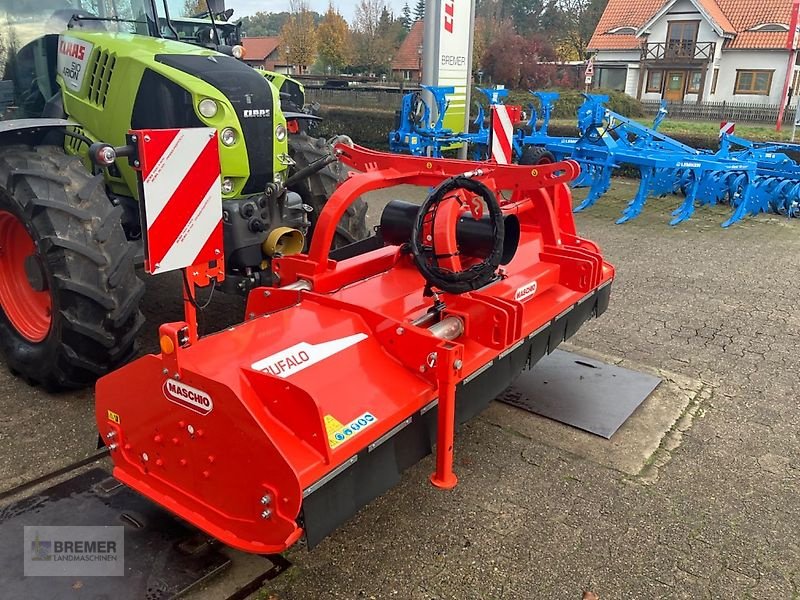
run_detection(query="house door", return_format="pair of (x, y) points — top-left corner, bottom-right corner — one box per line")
(664, 71), (686, 102)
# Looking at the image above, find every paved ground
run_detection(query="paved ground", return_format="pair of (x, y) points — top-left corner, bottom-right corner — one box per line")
(1, 179), (799, 599)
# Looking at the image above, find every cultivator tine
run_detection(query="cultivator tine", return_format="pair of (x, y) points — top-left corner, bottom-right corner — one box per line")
(616, 167), (653, 224)
(574, 164), (611, 212)
(721, 174), (756, 228)
(670, 171), (700, 225)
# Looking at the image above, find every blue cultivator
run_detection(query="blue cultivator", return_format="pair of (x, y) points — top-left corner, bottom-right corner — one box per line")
(516, 92), (763, 226)
(717, 134), (800, 218)
(389, 86), (509, 160)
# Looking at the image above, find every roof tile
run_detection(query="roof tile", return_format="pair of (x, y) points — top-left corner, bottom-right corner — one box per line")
(391, 21), (425, 70)
(242, 36), (281, 60)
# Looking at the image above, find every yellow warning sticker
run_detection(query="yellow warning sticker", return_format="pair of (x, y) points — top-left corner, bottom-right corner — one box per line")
(107, 410), (121, 424)
(324, 412), (378, 449)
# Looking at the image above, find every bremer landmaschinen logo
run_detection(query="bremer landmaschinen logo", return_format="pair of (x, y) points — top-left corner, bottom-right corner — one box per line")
(25, 526), (125, 577)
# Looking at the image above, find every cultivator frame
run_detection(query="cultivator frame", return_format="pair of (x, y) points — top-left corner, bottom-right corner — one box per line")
(96, 140), (614, 554)
(517, 92), (800, 226)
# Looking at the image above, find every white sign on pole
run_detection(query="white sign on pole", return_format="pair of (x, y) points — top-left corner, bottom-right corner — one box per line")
(585, 75), (593, 85)
(422, 0), (475, 140)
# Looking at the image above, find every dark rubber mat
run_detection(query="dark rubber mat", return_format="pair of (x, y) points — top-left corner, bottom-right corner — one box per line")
(498, 349), (661, 438)
(0, 467), (230, 600)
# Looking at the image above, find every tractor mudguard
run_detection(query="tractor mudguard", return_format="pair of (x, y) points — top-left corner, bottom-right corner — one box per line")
(0, 118), (71, 147)
(96, 145), (615, 554)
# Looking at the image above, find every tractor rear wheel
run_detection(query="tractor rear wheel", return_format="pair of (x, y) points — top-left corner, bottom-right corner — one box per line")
(288, 133), (368, 248)
(0, 145), (144, 390)
(519, 146), (556, 166)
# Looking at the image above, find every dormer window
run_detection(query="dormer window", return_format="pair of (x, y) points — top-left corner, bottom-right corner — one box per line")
(748, 23), (789, 32)
(607, 26), (637, 34)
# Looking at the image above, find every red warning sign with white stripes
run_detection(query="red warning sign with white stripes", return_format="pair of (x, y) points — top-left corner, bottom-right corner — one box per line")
(135, 128), (223, 275)
(719, 121), (735, 138)
(490, 105), (517, 164)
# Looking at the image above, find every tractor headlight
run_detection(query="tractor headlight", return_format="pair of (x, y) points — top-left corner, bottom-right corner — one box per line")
(220, 127), (238, 146)
(221, 177), (234, 194)
(198, 98), (218, 118)
(275, 124), (287, 142)
(232, 45), (245, 59)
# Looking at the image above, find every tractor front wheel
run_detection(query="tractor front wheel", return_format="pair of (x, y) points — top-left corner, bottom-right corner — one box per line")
(0, 145), (144, 390)
(288, 133), (368, 248)
(519, 146), (556, 166)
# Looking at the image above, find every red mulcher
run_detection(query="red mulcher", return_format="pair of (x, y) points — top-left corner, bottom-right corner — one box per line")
(95, 141), (614, 554)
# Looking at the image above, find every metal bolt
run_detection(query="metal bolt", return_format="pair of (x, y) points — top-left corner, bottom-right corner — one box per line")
(263, 290), (270, 297)
(214, 248), (221, 255)
(173, 373), (181, 381)
(162, 368), (169, 375)
(419, 365), (426, 373)
(133, 160), (140, 167)
(131, 135), (137, 142)
(396, 327), (404, 335)
(260, 494), (272, 505)
(187, 424), (195, 435)
(248, 312), (255, 319)
(143, 134), (151, 142)
(154, 262), (161, 270)
(109, 443), (118, 451)
(454, 359), (463, 369)
(141, 452), (149, 462)
(106, 431), (116, 439)
(261, 509), (272, 519)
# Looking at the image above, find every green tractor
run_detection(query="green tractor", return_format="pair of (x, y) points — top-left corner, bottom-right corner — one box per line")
(0, 0), (368, 390)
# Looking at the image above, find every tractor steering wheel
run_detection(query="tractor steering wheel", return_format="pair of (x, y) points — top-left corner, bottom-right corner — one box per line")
(410, 176), (504, 295)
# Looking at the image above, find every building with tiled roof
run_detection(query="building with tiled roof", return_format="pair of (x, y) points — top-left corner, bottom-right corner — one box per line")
(391, 21), (425, 81)
(588, 0), (799, 104)
(241, 36), (292, 74)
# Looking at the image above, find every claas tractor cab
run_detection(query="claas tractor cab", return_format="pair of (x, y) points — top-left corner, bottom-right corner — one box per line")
(0, 0), (367, 390)
(166, 7), (243, 49)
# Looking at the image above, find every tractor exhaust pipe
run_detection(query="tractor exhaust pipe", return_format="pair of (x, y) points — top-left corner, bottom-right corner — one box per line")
(380, 200), (520, 265)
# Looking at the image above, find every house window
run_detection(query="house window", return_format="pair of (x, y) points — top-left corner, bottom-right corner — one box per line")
(597, 67), (627, 91)
(646, 70), (663, 93)
(734, 70), (773, 95)
(792, 69), (800, 94)
(711, 68), (719, 94)
(666, 21), (699, 58)
(403, 70), (412, 81)
(687, 70), (703, 93)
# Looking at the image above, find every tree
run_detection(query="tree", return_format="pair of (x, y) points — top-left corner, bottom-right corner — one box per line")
(482, 31), (558, 88)
(352, 0), (397, 74)
(317, 3), (353, 72)
(241, 12), (291, 37)
(400, 2), (412, 30)
(183, 0), (205, 16)
(556, 0), (608, 60)
(413, 0), (425, 21)
(280, 0), (318, 73)
(500, 0), (563, 37)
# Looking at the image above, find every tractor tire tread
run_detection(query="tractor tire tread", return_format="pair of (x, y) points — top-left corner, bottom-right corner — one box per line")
(0, 145), (144, 390)
(287, 133), (369, 248)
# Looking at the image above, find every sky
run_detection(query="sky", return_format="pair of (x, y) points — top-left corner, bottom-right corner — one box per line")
(228, 0), (410, 23)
